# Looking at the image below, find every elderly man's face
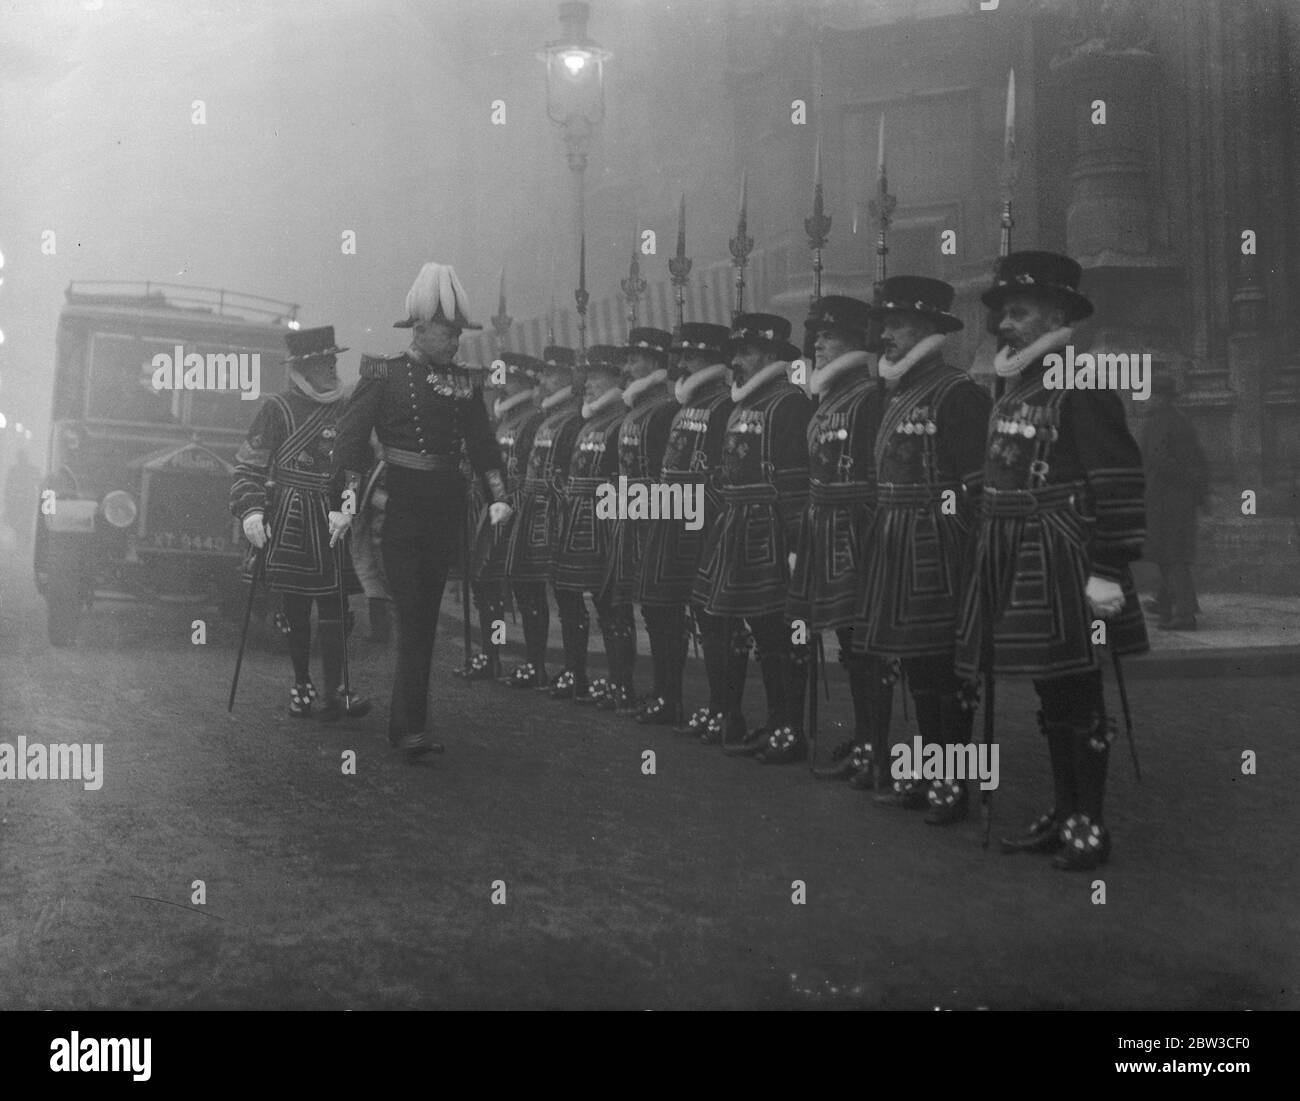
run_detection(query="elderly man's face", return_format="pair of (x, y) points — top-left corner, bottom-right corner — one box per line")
(997, 293), (1065, 354)
(411, 319), (462, 364)
(813, 327), (861, 370)
(584, 369), (619, 404)
(625, 351), (662, 382)
(880, 313), (939, 361)
(539, 366), (571, 397)
(730, 342), (768, 382)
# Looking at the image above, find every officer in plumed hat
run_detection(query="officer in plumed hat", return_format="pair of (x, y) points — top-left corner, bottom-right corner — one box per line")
(604, 327), (679, 721)
(954, 251), (1148, 868)
(639, 322), (738, 740)
(849, 277), (990, 819)
(505, 345), (584, 692)
(232, 325), (370, 721)
(694, 313), (812, 759)
(328, 262), (513, 759)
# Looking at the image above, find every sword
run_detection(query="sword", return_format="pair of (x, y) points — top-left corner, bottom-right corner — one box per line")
(1111, 646), (1141, 782)
(806, 633), (819, 775)
(334, 534), (355, 712)
(227, 544), (265, 712)
(461, 502), (473, 671)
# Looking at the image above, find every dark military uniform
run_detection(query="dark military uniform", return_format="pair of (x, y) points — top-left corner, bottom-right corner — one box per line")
(695, 315), (811, 755)
(331, 347), (506, 745)
(955, 251), (1147, 868)
(639, 326), (735, 738)
(553, 383), (627, 705)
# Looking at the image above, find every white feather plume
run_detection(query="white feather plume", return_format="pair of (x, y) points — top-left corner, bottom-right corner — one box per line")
(449, 267), (472, 324)
(403, 261), (474, 326)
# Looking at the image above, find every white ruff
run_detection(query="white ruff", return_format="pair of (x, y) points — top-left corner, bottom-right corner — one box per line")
(675, 363), (728, 404)
(731, 360), (789, 403)
(289, 367), (347, 404)
(994, 327), (1075, 379)
(623, 368), (669, 408)
(582, 386), (625, 420)
(877, 334), (949, 382)
(493, 389), (536, 419)
(810, 349), (872, 395)
(541, 385), (573, 411)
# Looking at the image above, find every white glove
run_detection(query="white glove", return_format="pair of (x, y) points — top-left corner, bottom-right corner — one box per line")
(327, 510), (353, 547)
(787, 551), (797, 575)
(242, 511), (269, 549)
(1085, 575), (1125, 619)
(489, 501), (513, 526)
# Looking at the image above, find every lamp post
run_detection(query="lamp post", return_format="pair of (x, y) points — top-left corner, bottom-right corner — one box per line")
(538, 1), (611, 364)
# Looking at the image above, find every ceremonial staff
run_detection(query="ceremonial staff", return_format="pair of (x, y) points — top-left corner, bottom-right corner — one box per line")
(729, 170), (753, 319)
(668, 193), (691, 338)
(975, 72), (1019, 845)
(866, 113), (898, 791)
(575, 230), (590, 365)
(803, 137), (832, 774)
(492, 267), (512, 354)
(228, 469), (276, 711)
(621, 226), (646, 332)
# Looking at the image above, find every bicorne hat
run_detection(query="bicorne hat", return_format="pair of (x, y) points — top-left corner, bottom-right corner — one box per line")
(284, 325), (349, 363)
(671, 322), (732, 359)
(623, 327), (674, 358)
(727, 312), (802, 363)
(500, 351), (545, 383)
(394, 261), (484, 330)
(980, 251), (1093, 322)
(542, 345), (577, 371)
(871, 277), (964, 333)
(805, 295), (875, 341)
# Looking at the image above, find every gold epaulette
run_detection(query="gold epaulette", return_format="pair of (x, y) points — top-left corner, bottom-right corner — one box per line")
(359, 352), (406, 381)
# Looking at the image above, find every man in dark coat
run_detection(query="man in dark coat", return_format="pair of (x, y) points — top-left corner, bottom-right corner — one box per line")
(694, 314), (811, 761)
(328, 262), (512, 759)
(955, 251), (1148, 870)
(1141, 375), (1207, 631)
(231, 326), (370, 721)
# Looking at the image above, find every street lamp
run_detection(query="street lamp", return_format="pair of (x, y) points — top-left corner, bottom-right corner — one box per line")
(538, 0), (611, 363)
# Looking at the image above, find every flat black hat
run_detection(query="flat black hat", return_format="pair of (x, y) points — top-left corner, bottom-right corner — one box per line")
(727, 312), (802, 362)
(584, 344), (626, 374)
(284, 325), (348, 363)
(805, 295), (874, 340)
(671, 322), (732, 358)
(500, 351), (546, 383)
(623, 327), (674, 357)
(981, 250), (1093, 322)
(871, 277), (964, 333)
(542, 345), (577, 370)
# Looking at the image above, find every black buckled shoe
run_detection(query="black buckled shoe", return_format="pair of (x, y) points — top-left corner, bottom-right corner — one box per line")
(460, 651), (500, 681)
(924, 780), (969, 826)
(676, 706), (711, 736)
(756, 726), (808, 765)
(698, 711), (726, 745)
(723, 724), (769, 757)
(812, 740), (869, 780)
(873, 778), (927, 809)
(288, 680), (316, 718)
(317, 686), (371, 723)
(999, 811), (1063, 855)
(615, 689), (645, 717)
(1051, 813), (1111, 871)
(577, 676), (608, 706)
(395, 732), (445, 761)
(637, 696), (675, 725)
(548, 670), (579, 700)
(509, 662), (545, 689)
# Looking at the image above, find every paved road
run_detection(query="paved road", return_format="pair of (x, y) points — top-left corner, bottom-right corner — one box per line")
(0, 560), (1295, 1009)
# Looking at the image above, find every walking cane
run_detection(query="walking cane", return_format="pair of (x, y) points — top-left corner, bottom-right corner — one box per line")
(981, 577), (997, 849)
(227, 544), (266, 712)
(806, 632), (819, 775)
(461, 506), (473, 672)
(334, 534), (354, 712)
(1111, 647), (1141, 782)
